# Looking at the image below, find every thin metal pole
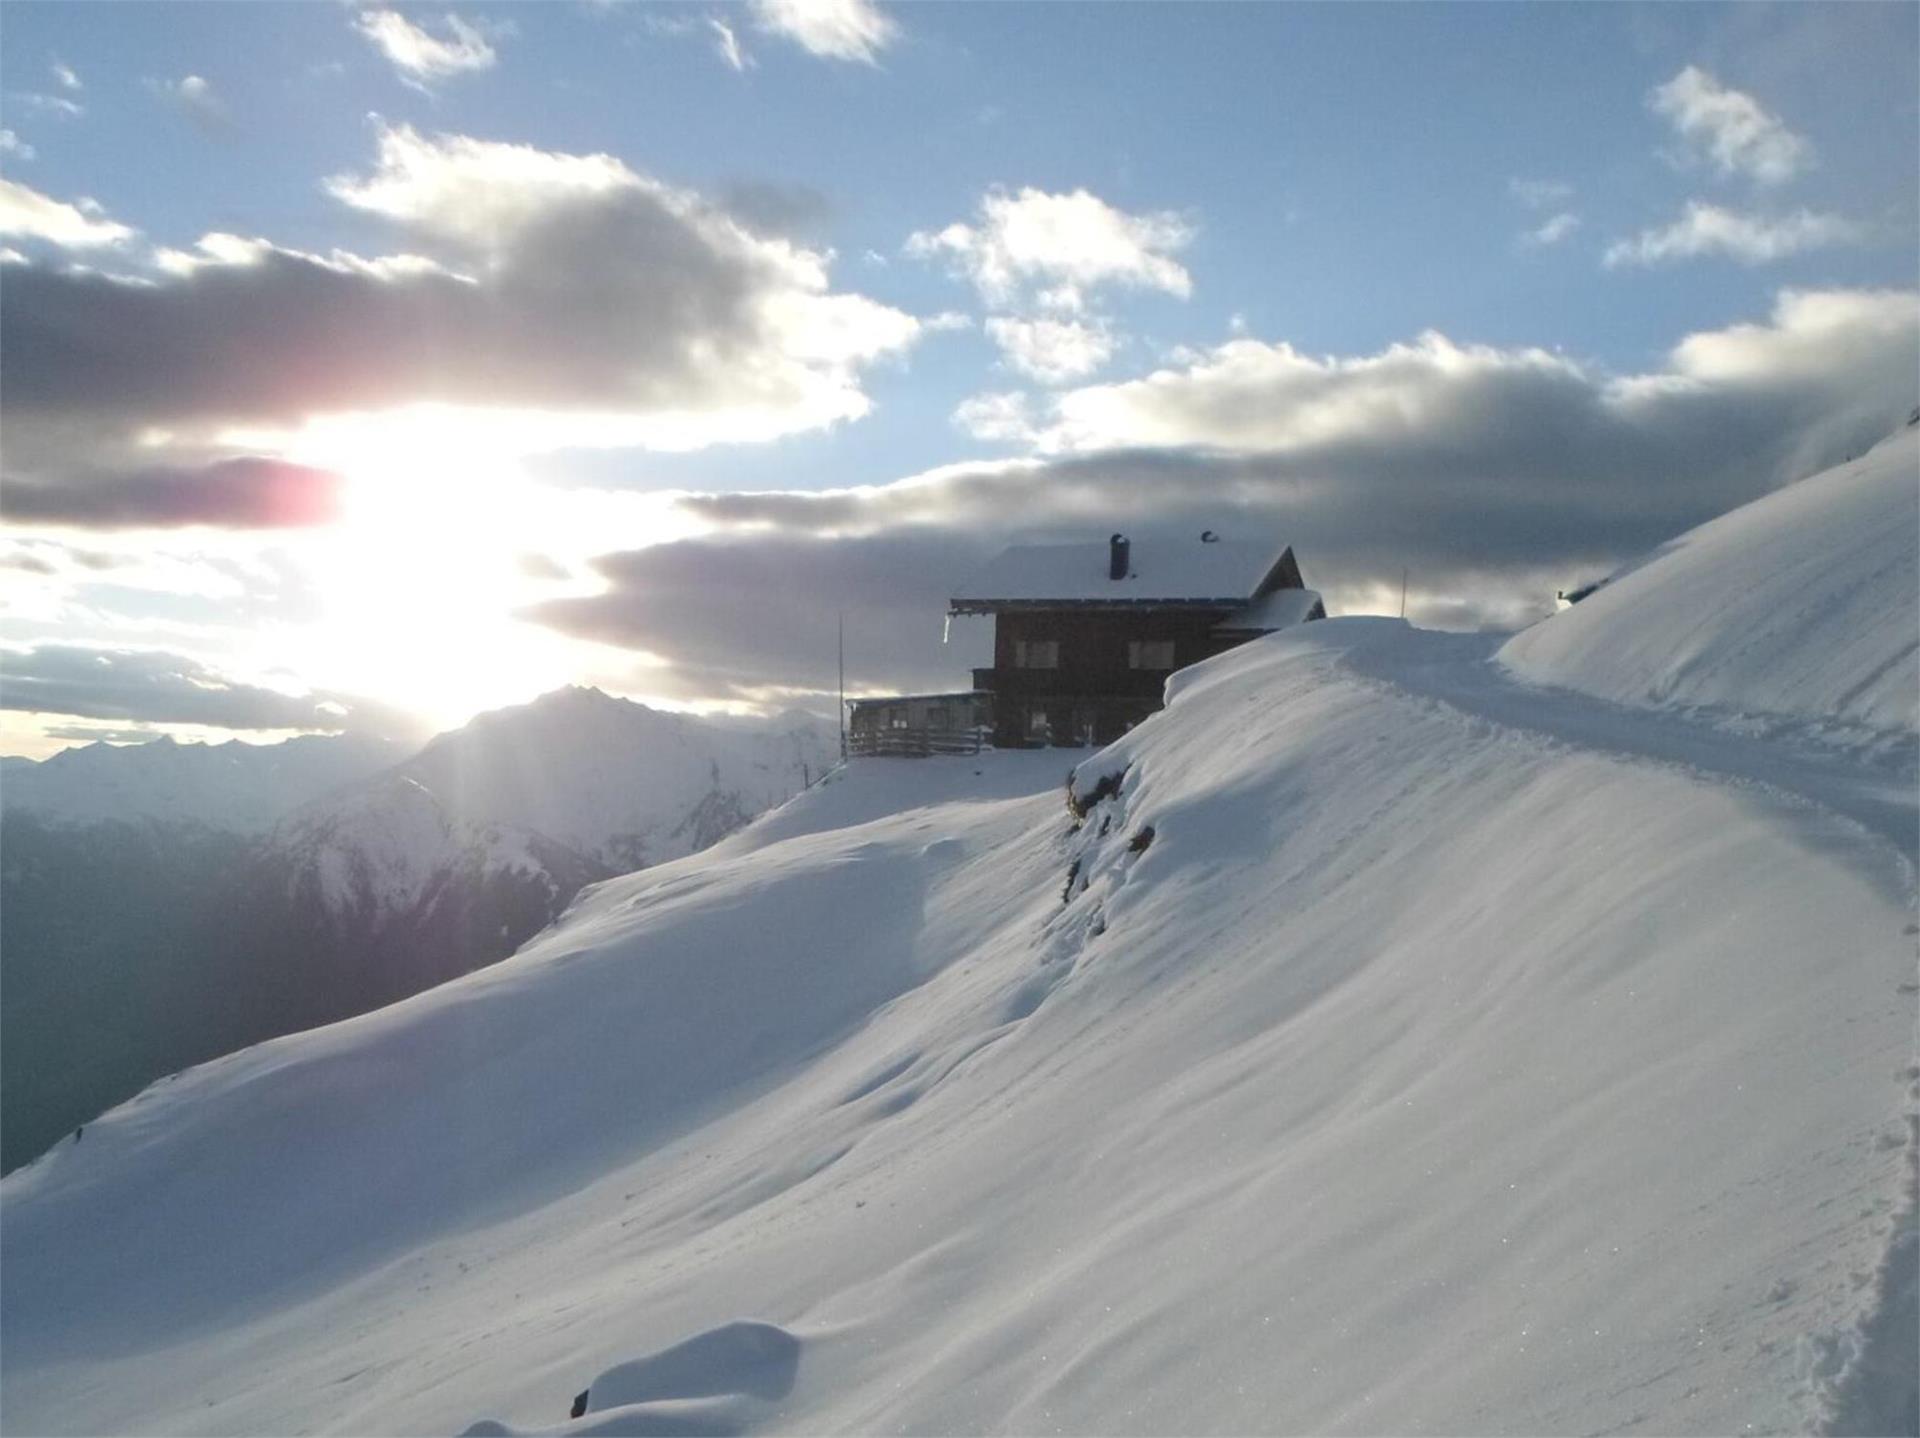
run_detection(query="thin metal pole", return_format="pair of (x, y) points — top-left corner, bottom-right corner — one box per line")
(1399, 568), (1408, 620)
(838, 611), (846, 762)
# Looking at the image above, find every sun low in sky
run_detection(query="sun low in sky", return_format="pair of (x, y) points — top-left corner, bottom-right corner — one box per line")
(1, 0), (1915, 758)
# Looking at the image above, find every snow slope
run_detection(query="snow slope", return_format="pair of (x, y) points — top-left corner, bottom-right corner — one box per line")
(1501, 422), (1920, 738)
(4, 494), (1915, 1436)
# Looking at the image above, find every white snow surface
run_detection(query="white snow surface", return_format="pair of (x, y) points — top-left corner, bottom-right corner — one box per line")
(951, 536), (1288, 604)
(0, 732), (398, 831)
(1218, 585), (1323, 633)
(1501, 424), (1920, 738)
(5, 484), (1917, 1436)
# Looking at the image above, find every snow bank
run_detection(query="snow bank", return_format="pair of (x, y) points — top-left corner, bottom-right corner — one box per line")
(1500, 424), (1920, 736)
(713, 747), (1067, 857)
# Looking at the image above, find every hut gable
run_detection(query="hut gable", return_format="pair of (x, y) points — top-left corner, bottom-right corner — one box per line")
(948, 532), (1322, 748)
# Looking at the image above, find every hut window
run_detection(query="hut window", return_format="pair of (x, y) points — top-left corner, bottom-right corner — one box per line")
(1127, 639), (1176, 670)
(1013, 639), (1059, 669)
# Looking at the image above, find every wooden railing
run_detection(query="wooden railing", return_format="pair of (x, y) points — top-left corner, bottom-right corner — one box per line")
(848, 725), (990, 758)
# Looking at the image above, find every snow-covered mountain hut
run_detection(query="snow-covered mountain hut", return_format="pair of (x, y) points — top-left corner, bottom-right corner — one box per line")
(950, 532), (1324, 747)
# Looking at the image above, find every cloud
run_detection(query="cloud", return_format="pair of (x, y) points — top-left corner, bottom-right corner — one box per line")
(1650, 66), (1813, 185)
(750, 0), (897, 64)
(709, 17), (752, 71)
(0, 177), (134, 248)
(549, 288), (1918, 690)
(8, 92), (84, 119)
(51, 60), (82, 92)
(0, 457), (345, 531)
(714, 179), (829, 240)
(1603, 201), (1862, 267)
(354, 10), (500, 84)
(952, 390), (1039, 443)
(531, 531), (1000, 701)
(0, 129), (36, 161)
(149, 75), (231, 133)
(908, 186), (1195, 312)
(985, 315), (1116, 383)
(0, 644), (411, 736)
(1509, 178), (1573, 209)
(1521, 212), (1581, 248)
(0, 124), (921, 526)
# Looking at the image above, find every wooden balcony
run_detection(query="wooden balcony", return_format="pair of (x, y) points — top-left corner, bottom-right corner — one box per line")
(848, 724), (990, 758)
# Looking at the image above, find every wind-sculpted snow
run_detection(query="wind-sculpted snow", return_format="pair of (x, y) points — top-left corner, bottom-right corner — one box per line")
(1501, 424), (1920, 738)
(3, 529), (1915, 1432)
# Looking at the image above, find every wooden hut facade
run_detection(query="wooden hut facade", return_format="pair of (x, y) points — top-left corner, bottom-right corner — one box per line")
(949, 532), (1324, 748)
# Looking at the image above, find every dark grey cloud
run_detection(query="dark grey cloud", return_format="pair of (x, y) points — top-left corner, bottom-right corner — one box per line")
(531, 531), (1003, 701)
(2, 205), (763, 427)
(0, 457), (344, 530)
(0, 645), (422, 737)
(40, 722), (172, 745)
(533, 288), (1919, 695)
(0, 124), (914, 530)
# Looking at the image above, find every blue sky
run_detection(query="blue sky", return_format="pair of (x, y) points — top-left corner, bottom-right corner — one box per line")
(1, 1), (1916, 753)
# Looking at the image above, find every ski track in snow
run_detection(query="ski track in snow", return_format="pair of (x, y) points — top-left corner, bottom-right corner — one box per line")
(1341, 622), (1918, 891)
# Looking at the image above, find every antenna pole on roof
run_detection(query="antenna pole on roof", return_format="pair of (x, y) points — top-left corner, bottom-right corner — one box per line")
(837, 611), (846, 763)
(1399, 567), (1408, 620)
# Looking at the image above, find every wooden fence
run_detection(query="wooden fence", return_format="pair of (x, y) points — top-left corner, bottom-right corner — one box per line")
(847, 725), (990, 758)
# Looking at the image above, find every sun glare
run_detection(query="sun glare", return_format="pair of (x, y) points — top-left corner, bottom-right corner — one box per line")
(251, 410), (709, 732)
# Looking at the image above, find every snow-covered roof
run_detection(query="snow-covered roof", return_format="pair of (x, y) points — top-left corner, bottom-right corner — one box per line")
(1217, 587), (1323, 634)
(950, 538), (1289, 609)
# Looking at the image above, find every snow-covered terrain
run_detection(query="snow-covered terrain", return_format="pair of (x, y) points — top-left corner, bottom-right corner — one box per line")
(1, 690), (837, 1175)
(3, 442), (1915, 1436)
(389, 687), (836, 872)
(1502, 420), (1919, 740)
(274, 688), (836, 924)
(0, 731), (398, 831)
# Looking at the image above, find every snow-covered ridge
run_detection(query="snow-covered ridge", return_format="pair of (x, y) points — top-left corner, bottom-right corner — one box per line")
(0, 731), (398, 831)
(4, 451), (1913, 1434)
(1500, 422), (1920, 738)
(379, 685), (836, 870)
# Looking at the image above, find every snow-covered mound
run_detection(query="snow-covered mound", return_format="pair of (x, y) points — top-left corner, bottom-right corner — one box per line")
(6, 591), (1913, 1435)
(0, 731), (397, 830)
(713, 745), (1069, 857)
(1501, 423), (1920, 736)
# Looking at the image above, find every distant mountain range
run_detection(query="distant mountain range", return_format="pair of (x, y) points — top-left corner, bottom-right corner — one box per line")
(0, 689), (835, 1173)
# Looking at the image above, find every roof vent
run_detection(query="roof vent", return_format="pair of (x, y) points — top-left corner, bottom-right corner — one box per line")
(1109, 533), (1131, 581)
(1199, 529), (1218, 543)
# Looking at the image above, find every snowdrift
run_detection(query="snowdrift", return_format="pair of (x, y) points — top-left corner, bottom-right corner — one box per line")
(1501, 423), (1920, 738)
(4, 469), (1915, 1435)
